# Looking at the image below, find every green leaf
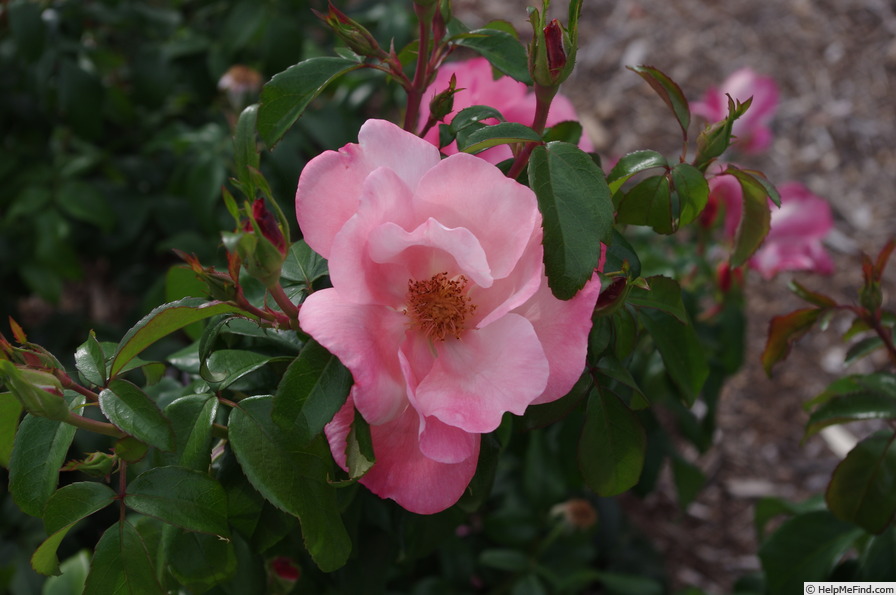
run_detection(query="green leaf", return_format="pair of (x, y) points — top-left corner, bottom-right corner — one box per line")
(345, 408), (375, 481)
(110, 297), (247, 377)
(789, 280), (838, 308)
(162, 394), (217, 470)
(595, 356), (649, 410)
(602, 229), (641, 279)
(606, 150), (668, 195)
(616, 174), (674, 234)
(449, 105), (506, 133)
(451, 28), (531, 84)
(281, 240), (328, 288)
(202, 349), (287, 390)
(272, 340), (352, 442)
(544, 120), (583, 145)
(826, 431), (896, 533)
(125, 466), (229, 537)
(528, 142), (613, 300)
(167, 530), (236, 591)
(858, 527), (896, 580)
(258, 57), (361, 148)
(806, 373), (896, 410)
(637, 308), (709, 406)
(845, 336), (885, 367)
(670, 163), (709, 226)
(9, 394), (84, 517)
(805, 393), (896, 439)
(57, 181), (115, 231)
(762, 308), (824, 376)
(42, 551), (90, 595)
(458, 122), (542, 154)
(722, 167), (776, 266)
(99, 379), (175, 452)
(83, 521), (164, 595)
(753, 495), (825, 541)
(627, 65), (690, 137)
(626, 276), (688, 323)
(0, 392), (23, 468)
(759, 510), (862, 595)
(578, 390), (646, 496)
(671, 456), (705, 508)
(234, 104), (260, 196)
(32, 482), (117, 576)
(229, 395), (351, 572)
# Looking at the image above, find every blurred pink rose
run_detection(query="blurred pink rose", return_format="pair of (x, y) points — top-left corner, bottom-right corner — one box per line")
(709, 176), (834, 279)
(296, 119), (601, 514)
(422, 57), (594, 164)
(692, 68), (778, 154)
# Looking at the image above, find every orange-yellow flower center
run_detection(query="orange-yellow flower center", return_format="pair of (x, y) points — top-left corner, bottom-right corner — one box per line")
(405, 272), (476, 341)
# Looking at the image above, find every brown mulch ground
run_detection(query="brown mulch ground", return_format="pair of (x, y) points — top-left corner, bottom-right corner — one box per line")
(458, 0), (896, 591)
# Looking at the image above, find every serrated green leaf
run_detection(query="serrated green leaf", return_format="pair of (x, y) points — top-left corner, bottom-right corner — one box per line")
(628, 65), (690, 137)
(762, 308), (824, 376)
(99, 379), (175, 452)
(826, 431), (896, 533)
(42, 550), (90, 595)
(722, 167), (776, 265)
(229, 395), (351, 571)
(167, 530), (236, 591)
(459, 122), (542, 154)
(346, 408), (375, 481)
(258, 57), (361, 148)
(281, 240), (328, 288)
(805, 393), (896, 439)
(9, 394), (84, 517)
(75, 331), (106, 387)
(616, 174), (674, 234)
(272, 340), (352, 442)
(83, 521), (164, 595)
(806, 373), (896, 410)
(637, 308), (709, 405)
(32, 482), (117, 576)
(544, 120), (583, 145)
(670, 162), (709, 226)
(450, 105), (506, 133)
(162, 394), (217, 470)
(110, 297), (247, 377)
(578, 389), (645, 496)
(0, 392), (23, 468)
(202, 349), (287, 390)
(596, 355), (649, 410)
(451, 28), (531, 84)
(126, 466), (229, 537)
(626, 275), (688, 323)
(528, 142), (613, 300)
(607, 150), (668, 195)
(759, 510), (863, 595)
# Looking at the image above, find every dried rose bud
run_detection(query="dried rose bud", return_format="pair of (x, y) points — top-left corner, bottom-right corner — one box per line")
(551, 498), (598, 530)
(218, 65), (262, 110)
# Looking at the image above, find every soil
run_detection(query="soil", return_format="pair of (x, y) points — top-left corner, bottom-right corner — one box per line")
(456, 0), (896, 591)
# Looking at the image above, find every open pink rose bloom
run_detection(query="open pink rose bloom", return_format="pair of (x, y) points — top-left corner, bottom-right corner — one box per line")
(691, 68), (779, 154)
(296, 119), (601, 514)
(421, 57), (594, 163)
(710, 175), (834, 279)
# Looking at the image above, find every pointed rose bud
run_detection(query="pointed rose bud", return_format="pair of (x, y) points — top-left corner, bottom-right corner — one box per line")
(62, 451), (118, 478)
(428, 73), (459, 122)
(315, 2), (386, 60)
(173, 250), (239, 302)
(245, 198), (287, 256)
(0, 361), (70, 421)
(224, 199), (288, 289)
(544, 20), (567, 78)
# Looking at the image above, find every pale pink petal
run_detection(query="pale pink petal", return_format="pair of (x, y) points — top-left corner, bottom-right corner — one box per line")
(708, 174), (743, 239)
(368, 218), (494, 288)
(514, 272), (602, 405)
(296, 120), (440, 258)
(411, 314), (549, 433)
(471, 230), (544, 329)
(325, 397), (480, 515)
(692, 69), (778, 155)
(418, 415), (479, 464)
(298, 289), (408, 425)
(415, 152), (540, 280)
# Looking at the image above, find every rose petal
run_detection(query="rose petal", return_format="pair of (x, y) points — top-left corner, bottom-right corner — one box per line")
(418, 414), (479, 464)
(411, 313), (549, 433)
(299, 289), (408, 425)
(325, 397), (480, 515)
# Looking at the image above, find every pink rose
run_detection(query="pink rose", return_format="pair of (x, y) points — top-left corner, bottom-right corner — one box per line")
(422, 57), (594, 164)
(709, 176), (834, 279)
(692, 68), (778, 154)
(296, 119), (601, 514)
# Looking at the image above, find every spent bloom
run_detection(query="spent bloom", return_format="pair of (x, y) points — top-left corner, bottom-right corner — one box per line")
(709, 175), (834, 279)
(296, 119), (601, 513)
(421, 57), (594, 164)
(692, 68), (778, 154)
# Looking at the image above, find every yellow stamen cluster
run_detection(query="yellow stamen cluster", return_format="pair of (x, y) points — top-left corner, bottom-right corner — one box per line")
(405, 272), (476, 341)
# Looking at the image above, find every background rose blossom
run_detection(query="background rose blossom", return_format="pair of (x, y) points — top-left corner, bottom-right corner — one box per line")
(709, 175), (834, 279)
(296, 119), (601, 514)
(691, 68), (779, 154)
(421, 57), (594, 163)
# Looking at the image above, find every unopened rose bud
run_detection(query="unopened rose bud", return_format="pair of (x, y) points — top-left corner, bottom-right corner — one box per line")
(62, 451), (117, 478)
(270, 556), (300, 583)
(0, 361), (69, 421)
(528, 2), (579, 89)
(174, 250), (239, 302)
(428, 73), (459, 122)
(246, 198), (287, 256)
(224, 201), (288, 289)
(544, 20), (567, 78)
(550, 498), (598, 530)
(315, 2), (386, 60)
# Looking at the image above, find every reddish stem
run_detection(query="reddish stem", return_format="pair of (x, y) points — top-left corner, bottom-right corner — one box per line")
(403, 3), (435, 132)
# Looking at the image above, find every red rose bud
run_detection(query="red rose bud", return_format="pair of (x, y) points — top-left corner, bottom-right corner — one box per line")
(544, 20), (567, 78)
(593, 277), (628, 316)
(245, 198), (287, 256)
(315, 2), (386, 59)
(270, 556), (300, 582)
(698, 193), (720, 229)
